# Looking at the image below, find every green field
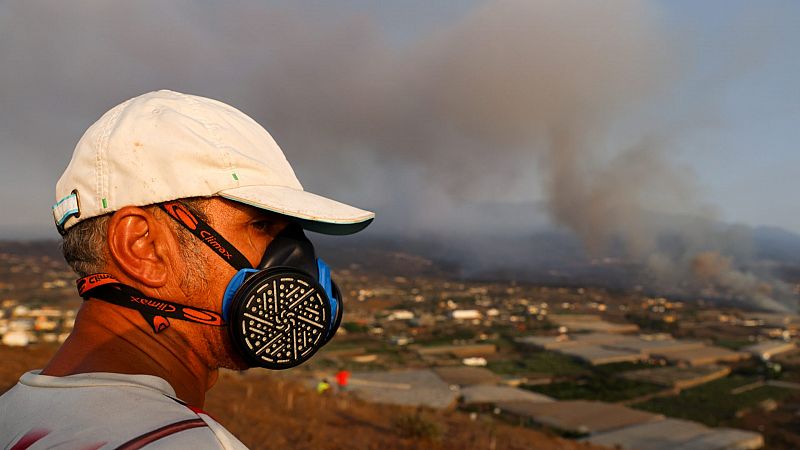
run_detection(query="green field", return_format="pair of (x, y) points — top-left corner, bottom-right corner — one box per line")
(714, 339), (754, 350)
(634, 375), (796, 427)
(487, 351), (589, 377)
(525, 375), (662, 402)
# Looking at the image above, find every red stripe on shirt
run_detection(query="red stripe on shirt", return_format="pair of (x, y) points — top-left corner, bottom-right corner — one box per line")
(10, 429), (50, 450)
(186, 404), (220, 421)
(114, 418), (208, 450)
(80, 442), (108, 450)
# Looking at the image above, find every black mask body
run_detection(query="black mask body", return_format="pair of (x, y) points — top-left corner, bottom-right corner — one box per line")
(76, 201), (342, 370)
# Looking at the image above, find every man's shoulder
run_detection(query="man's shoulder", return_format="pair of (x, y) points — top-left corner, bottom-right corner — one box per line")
(1, 370), (192, 420)
(0, 371), (248, 449)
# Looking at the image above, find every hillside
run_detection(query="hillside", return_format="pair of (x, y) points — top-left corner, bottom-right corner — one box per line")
(0, 344), (602, 450)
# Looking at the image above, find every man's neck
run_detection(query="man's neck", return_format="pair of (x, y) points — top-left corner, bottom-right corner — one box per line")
(41, 300), (217, 407)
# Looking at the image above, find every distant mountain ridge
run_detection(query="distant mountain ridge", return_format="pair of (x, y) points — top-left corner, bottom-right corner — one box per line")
(0, 240), (62, 260)
(4, 220), (799, 286)
(753, 225), (800, 263)
(319, 222), (800, 284)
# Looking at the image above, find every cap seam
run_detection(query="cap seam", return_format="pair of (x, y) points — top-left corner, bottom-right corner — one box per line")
(95, 100), (127, 215)
(93, 114), (104, 215)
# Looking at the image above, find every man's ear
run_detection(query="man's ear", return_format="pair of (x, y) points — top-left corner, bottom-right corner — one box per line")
(107, 206), (172, 287)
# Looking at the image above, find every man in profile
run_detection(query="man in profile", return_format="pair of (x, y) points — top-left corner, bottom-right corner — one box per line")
(0, 90), (373, 447)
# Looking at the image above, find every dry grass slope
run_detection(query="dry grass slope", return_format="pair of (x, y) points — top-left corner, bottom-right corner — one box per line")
(1, 345), (603, 450)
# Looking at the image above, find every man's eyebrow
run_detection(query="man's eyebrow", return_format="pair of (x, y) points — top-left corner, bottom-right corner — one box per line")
(248, 211), (290, 229)
(250, 211), (280, 221)
(259, 209), (289, 222)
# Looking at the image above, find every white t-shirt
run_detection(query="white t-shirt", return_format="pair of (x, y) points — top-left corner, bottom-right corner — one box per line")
(0, 371), (249, 449)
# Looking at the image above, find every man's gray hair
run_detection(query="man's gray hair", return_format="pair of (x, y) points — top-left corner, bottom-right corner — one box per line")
(61, 199), (212, 286)
(61, 214), (110, 277)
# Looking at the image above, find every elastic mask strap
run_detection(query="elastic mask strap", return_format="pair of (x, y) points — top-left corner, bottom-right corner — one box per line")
(77, 273), (225, 333)
(159, 202), (251, 271)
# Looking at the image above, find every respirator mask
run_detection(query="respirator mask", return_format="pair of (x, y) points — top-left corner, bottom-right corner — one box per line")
(77, 201), (342, 370)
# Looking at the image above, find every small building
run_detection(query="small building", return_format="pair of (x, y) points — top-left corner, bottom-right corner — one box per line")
(347, 369), (458, 409)
(517, 333), (709, 366)
(514, 335), (572, 350)
(742, 312), (800, 328)
(8, 318), (34, 331)
(606, 337), (705, 358)
(416, 343), (496, 358)
(515, 332), (632, 351)
(389, 335), (413, 346)
(462, 357), (487, 367)
(451, 310), (482, 321)
(557, 345), (642, 366)
(320, 346), (369, 359)
(2, 330), (32, 347)
(743, 340), (796, 361)
(651, 345), (748, 366)
(621, 365), (731, 390)
(583, 417), (764, 450)
(549, 314), (640, 334)
(34, 316), (58, 332)
(433, 366), (501, 387)
(496, 400), (662, 435)
(460, 385), (553, 408)
(29, 307), (62, 318)
(387, 310), (414, 321)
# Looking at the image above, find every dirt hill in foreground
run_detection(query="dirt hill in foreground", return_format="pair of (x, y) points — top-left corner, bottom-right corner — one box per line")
(1, 345), (602, 450)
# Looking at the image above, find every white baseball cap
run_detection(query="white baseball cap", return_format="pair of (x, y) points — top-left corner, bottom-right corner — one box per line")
(53, 90), (374, 235)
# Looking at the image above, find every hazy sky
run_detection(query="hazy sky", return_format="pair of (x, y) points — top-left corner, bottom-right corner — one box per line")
(0, 0), (798, 239)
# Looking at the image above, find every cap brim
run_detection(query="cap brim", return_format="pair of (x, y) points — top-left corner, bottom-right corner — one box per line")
(219, 185), (374, 235)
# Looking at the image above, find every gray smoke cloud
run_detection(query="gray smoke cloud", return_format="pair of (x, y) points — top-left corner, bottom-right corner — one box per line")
(644, 222), (795, 312)
(0, 0), (795, 309)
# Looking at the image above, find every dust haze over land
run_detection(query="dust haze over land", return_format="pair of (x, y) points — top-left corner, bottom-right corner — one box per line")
(0, 1), (795, 309)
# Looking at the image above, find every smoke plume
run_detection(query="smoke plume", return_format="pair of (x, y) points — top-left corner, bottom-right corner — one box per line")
(0, 0), (795, 309)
